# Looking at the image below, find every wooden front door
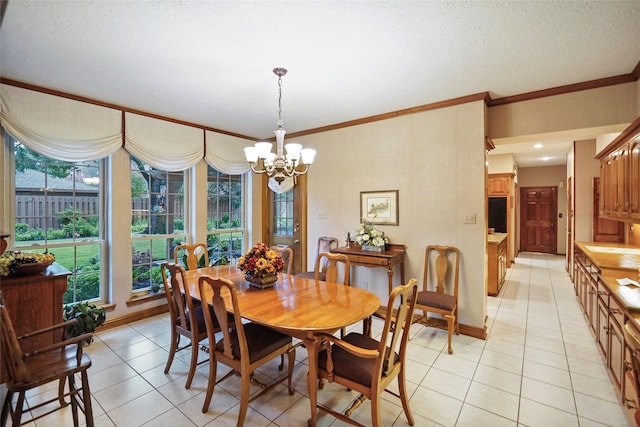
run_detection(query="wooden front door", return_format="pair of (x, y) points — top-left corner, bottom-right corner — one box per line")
(265, 175), (307, 274)
(520, 186), (557, 254)
(593, 177), (624, 243)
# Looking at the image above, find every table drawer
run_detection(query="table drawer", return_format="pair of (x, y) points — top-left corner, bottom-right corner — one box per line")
(347, 254), (389, 266)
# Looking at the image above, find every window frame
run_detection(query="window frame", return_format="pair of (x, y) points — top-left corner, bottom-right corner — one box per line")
(205, 165), (245, 266)
(6, 134), (108, 305)
(129, 157), (188, 296)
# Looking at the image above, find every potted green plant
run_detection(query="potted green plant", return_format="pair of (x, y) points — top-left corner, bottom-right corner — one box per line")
(63, 300), (106, 344)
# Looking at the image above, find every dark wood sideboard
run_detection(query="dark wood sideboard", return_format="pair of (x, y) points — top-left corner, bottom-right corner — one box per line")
(1, 263), (70, 383)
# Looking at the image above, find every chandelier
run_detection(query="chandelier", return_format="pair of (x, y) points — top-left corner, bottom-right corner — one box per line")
(244, 68), (316, 185)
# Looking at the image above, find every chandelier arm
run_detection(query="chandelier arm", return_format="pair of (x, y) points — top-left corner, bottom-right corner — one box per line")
(249, 163), (267, 174)
(292, 164), (310, 176)
(281, 160), (298, 176)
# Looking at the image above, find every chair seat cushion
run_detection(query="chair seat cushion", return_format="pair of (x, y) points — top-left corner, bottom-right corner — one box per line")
(416, 291), (456, 311)
(318, 333), (398, 387)
(216, 323), (291, 363)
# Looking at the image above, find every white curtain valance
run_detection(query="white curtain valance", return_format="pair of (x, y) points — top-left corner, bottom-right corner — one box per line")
(124, 112), (203, 171)
(0, 84), (122, 161)
(204, 130), (252, 175)
(1, 83), (254, 175)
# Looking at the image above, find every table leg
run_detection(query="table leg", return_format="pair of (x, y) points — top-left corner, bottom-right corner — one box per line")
(305, 335), (320, 427)
(387, 266), (393, 295)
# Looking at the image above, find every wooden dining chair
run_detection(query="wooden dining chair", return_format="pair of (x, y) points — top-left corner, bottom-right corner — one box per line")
(174, 242), (209, 270)
(315, 252), (351, 336)
(270, 245), (294, 275)
(161, 262), (219, 389)
(412, 245), (461, 354)
(296, 236), (339, 280)
(313, 279), (418, 427)
(197, 275), (296, 425)
(0, 292), (95, 427)
(624, 322), (640, 426)
(315, 251), (350, 284)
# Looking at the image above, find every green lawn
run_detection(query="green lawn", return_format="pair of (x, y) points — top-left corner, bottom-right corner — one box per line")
(19, 240), (99, 271)
(18, 232), (241, 271)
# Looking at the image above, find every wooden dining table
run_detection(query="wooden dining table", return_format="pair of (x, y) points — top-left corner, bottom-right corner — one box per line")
(182, 265), (381, 426)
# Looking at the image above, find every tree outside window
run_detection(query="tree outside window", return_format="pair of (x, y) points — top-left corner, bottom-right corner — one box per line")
(130, 157), (186, 292)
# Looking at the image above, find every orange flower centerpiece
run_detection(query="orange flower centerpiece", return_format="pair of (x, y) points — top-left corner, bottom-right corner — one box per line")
(237, 242), (285, 288)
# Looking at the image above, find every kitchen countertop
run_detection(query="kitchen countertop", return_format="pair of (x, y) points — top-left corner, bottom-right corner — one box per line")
(575, 241), (640, 313)
(488, 232), (507, 244)
(575, 241), (640, 271)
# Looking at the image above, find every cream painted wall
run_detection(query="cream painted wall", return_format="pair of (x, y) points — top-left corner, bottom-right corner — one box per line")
(294, 102), (488, 331)
(573, 140), (600, 242)
(109, 148), (140, 314)
(567, 148), (575, 271)
(596, 132), (624, 156)
(487, 153), (516, 174)
(518, 165), (568, 255)
(488, 83), (637, 138)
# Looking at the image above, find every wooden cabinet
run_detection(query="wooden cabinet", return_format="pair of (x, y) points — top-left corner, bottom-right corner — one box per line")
(624, 322), (640, 418)
(488, 175), (510, 196)
(487, 173), (514, 268)
(591, 270), (625, 393)
(572, 243), (640, 425)
(608, 290), (626, 391)
(0, 264), (70, 383)
(597, 117), (640, 221)
(488, 233), (507, 296)
(574, 251), (600, 333)
(630, 139), (640, 220)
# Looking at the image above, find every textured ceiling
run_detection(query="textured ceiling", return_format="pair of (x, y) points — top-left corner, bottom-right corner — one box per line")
(1, 1), (639, 167)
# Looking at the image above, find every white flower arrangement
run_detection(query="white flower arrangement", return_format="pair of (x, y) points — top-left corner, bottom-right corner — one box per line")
(354, 219), (389, 248)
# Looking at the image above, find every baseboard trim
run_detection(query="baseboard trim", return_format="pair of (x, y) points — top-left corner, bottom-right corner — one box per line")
(99, 304), (169, 331)
(460, 322), (487, 340)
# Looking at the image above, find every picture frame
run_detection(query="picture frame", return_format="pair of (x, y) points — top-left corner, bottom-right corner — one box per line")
(360, 190), (399, 225)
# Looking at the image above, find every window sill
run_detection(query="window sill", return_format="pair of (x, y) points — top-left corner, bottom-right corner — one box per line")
(126, 291), (166, 307)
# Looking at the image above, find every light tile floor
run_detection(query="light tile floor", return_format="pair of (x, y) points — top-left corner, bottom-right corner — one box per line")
(3, 252), (633, 426)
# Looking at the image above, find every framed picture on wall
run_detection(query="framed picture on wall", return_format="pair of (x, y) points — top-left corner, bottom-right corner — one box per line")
(360, 190), (399, 225)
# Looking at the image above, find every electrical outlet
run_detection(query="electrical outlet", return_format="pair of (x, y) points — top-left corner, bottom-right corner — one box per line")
(464, 213), (476, 224)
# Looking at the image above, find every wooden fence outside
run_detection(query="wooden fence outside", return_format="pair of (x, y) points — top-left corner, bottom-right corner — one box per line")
(15, 195), (236, 229)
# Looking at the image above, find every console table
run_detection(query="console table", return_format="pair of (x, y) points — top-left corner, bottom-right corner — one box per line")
(331, 243), (406, 295)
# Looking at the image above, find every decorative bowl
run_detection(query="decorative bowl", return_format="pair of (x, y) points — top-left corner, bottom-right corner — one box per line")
(6, 261), (53, 277)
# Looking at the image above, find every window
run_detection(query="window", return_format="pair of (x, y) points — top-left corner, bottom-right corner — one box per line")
(11, 135), (106, 304)
(206, 165), (243, 265)
(130, 158), (186, 293)
(273, 189), (294, 236)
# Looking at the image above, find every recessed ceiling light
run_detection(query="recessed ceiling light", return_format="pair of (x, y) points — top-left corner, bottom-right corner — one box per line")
(542, 156), (550, 161)
(534, 143), (543, 149)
